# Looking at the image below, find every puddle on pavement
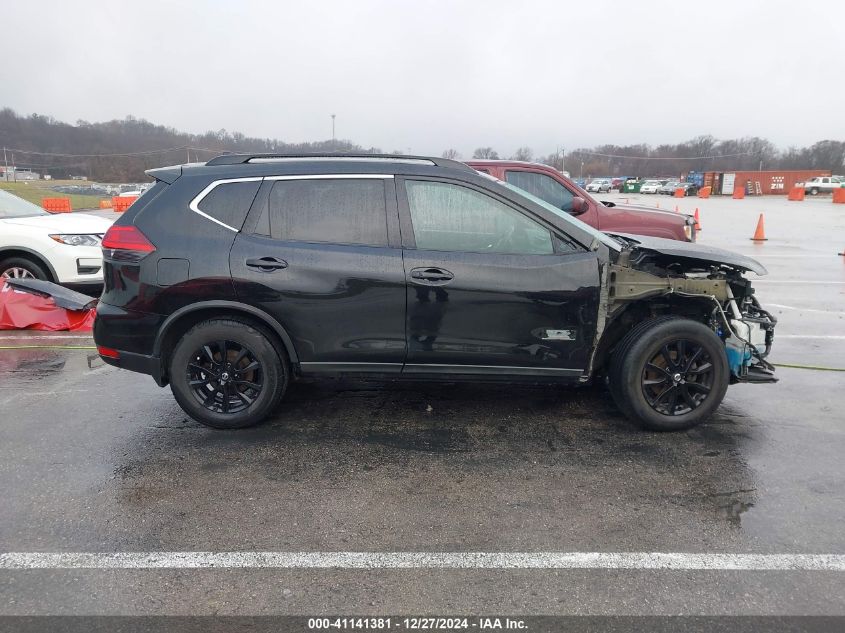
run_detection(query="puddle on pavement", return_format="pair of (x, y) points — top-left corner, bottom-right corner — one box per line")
(0, 348), (102, 377)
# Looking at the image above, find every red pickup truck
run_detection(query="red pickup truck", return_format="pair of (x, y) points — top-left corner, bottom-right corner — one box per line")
(467, 160), (696, 242)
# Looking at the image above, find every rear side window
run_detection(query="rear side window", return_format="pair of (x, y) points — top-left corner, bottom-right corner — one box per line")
(196, 181), (261, 230)
(268, 179), (388, 246)
(505, 170), (574, 212)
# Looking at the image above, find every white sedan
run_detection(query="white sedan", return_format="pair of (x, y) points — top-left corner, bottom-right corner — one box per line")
(639, 179), (664, 194)
(0, 190), (114, 290)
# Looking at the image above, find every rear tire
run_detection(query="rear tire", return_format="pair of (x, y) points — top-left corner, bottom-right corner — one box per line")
(609, 316), (729, 431)
(0, 256), (50, 282)
(168, 318), (288, 429)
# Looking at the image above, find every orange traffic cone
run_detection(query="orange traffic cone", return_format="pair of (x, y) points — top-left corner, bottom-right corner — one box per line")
(694, 208), (701, 231)
(750, 213), (767, 241)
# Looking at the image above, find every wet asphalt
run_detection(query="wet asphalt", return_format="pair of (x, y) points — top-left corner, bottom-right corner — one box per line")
(0, 195), (843, 619)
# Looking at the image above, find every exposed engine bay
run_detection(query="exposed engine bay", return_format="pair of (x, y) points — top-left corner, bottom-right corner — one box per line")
(596, 235), (778, 384)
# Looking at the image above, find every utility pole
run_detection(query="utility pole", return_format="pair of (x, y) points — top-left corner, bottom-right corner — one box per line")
(187, 147), (191, 164)
(2, 147), (7, 182)
(331, 114), (336, 148)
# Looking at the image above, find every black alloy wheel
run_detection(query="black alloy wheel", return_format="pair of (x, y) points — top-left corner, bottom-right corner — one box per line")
(641, 339), (714, 416)
(608, 316), (729, 431)
(187, 339), (264, 414)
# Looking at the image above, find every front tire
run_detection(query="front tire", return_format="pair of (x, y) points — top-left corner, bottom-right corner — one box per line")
(168, 318), (288, 429)
(609, 317), (729, 431)
(809, 187), (819, 195)
(0, 256), (50, 282)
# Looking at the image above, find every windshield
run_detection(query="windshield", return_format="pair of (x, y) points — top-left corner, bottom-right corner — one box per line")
(498, 180), (621, 251)
(0, 189), (50, 219)
(644, 180), (661, 186)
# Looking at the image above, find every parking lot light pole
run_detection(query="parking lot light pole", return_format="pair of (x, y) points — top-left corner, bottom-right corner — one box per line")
(331, 114), (336, 148)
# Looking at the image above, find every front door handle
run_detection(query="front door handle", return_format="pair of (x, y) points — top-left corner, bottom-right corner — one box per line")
(245, 257), (288, 271)
(410, 267), (454, 285)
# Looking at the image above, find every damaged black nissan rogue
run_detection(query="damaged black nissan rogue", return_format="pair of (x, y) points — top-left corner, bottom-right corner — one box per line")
(93, 154), (777, 431)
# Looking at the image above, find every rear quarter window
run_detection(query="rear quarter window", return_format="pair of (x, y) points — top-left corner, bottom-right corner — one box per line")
(196, 180), (262, 230)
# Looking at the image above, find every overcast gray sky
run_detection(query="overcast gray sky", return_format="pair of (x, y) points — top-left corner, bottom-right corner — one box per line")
(2, 0), (842, 157)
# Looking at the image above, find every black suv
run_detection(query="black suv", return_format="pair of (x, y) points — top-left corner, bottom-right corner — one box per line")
(94, 154), (777, 431)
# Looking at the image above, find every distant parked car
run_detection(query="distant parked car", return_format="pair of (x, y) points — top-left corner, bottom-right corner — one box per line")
(586, 178), (612, 193)
(466, 160), (696, 242)
(677, 182), (699, 196)
(802, 176), (843, 195)
(639, 180), (663, 194)
(658, 181), (681, 195)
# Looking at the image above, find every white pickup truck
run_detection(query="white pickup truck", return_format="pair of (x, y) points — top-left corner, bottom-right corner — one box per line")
(802, 176), (843, 195)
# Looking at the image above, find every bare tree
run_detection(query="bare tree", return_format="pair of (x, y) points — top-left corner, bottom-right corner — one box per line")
(511, 146), (533, 162)
(441, 149), (461, 160)
(472, 147), (499, 159)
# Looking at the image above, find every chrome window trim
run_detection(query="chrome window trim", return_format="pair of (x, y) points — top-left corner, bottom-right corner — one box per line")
(188, 177), (264, 232)
(189, 174), (395, 232)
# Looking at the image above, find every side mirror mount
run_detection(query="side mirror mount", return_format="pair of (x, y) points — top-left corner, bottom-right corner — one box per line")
(570, 197), (588, 216)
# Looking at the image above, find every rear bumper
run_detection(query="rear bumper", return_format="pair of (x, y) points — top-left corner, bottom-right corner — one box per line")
(93, 302), (166, 386)
(100, 349), (166, 386)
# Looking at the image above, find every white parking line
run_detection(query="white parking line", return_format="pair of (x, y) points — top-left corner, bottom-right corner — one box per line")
(753, 280), (845, 284)
(776, 335), (845, 340)
(1, 552), (843, 571)
(767, 304), (845, 315)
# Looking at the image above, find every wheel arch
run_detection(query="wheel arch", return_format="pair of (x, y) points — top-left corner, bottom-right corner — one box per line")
(154, 301), (300, 379)
(0, 246), (58, 282)
(592, 295), (717, 375)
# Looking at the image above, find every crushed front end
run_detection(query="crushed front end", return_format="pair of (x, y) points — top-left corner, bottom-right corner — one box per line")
(597, 234), (778, 385)
(721, 279), (777, 383)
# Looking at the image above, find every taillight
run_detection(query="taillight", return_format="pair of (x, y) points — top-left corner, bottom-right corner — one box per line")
(97, 345), (120, 359)
(101, 225), (156, 262)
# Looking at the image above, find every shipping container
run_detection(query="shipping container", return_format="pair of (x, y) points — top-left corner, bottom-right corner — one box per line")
(714, 170), (830, 195)
(686, 171), (705, 188)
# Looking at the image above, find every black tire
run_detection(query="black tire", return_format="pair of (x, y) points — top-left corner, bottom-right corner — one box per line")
(168, 318), (288, 429)
(608, 316), (729, 431)
(809, 187), (819, 195)
(0, 256), (50, 282)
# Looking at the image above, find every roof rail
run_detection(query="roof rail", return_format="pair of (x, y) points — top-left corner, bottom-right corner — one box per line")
(205, 152), (473, 171)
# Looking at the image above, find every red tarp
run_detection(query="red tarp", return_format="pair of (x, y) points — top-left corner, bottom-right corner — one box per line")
(0, 282), (96, 331)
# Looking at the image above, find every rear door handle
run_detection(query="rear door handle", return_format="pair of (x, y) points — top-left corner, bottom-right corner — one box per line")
(409, 267), (454, 285)
(245, 257), (288, 271)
